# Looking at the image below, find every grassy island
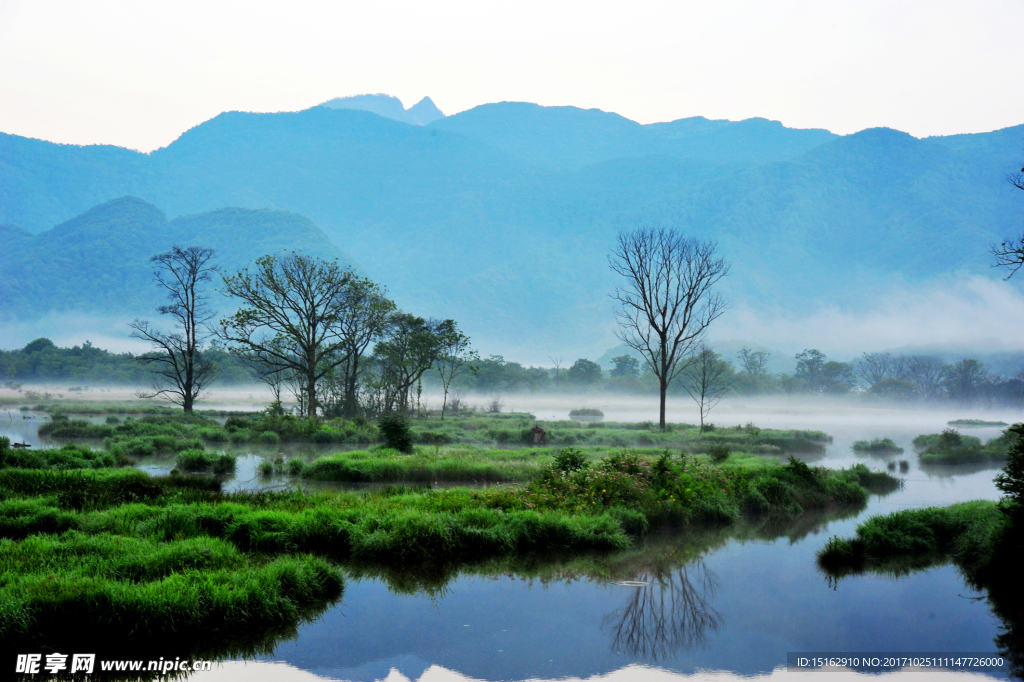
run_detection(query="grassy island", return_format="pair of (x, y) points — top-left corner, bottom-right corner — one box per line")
(851, 437), (904, 454)
(912, 427), (1016, 464)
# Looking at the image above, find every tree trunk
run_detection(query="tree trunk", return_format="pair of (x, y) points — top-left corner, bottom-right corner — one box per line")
(307, 373), (317, 418)
(659, 380), (667, 431)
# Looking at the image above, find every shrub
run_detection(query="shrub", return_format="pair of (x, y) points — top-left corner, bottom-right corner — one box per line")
(105, 416), (120, 425)
(176, 450), (210, 471)
(258, 431), (282, 445)
(708, 444), (730, 464)
(378, 413), (413, 453)
(257, 460), (274, 477)
(553, 447), (588, 473)
(287, 459), (305, 476)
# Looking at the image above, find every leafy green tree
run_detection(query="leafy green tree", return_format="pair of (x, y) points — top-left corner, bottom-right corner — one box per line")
(371, 314), (450, 413)
(610, 355), (640, 378)
(795, 349), (854, 394)
(333, 277), (395, 417)
(434, 322), (478, 419)
(219, 253), (354, 417)
(567, 358), (603, 386)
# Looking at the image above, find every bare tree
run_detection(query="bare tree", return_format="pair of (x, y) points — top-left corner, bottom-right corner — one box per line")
(991, 165), (1024, 277)
(219, 253), (354, 418)
(737, 348), (769, 377)
(609, 228), (729, 430)
(681, 345), (731, 433)
(129, 246), (217, 413)
(435, 324), (478, 420)
(905, 355), (946, 400)
(858, 353), (911, 390)
(549, 356), (564, 388)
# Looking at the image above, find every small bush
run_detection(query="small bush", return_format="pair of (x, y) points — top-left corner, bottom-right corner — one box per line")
(708, 444), (730, 464)
(553, 447), (588, 473)
(258, 431), (282, 445)
(287, 458), (305, 476)
(105, 416), (120, 425)
(257, 460), (274, 477)
(378, 413), (413, 453)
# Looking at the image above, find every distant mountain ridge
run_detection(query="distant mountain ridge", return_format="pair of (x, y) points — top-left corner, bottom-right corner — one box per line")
(321, 93), (445, 125)
(1, 99), (1022, 358)
(0, 197), (354, 321)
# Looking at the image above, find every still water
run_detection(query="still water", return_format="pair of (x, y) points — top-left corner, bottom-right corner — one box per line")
(3, 401), (1017, 681)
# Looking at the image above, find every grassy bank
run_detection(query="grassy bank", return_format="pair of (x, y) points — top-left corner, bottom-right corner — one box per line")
(816, 501), (1001, 576)
(35, 408), (831, 454)
(913, 427), (1015, 464)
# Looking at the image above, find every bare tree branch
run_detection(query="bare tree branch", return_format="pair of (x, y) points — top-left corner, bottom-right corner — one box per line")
(609, 227), (729, 429)
(129, 245), (218, 412)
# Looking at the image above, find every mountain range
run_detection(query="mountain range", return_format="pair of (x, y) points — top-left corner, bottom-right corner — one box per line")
(1, 95), (1022, 360)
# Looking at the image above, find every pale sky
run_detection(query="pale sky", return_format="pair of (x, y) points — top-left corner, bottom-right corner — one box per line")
(1, 0), (1023, 152)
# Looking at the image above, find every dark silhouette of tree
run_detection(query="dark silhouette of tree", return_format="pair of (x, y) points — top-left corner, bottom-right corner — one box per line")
(129, 246), (217, 413)
(609, 228), (729, 430)
(219, 253), (354, 418)
(991, 164), (1024, 277)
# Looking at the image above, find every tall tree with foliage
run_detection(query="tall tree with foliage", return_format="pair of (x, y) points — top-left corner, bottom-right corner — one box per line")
(333, 276), (396, 417)
(609, 228), (729, 430)
(372, 315), (450, 413)
(610, 355), (641, 378)
(218, 253), (354, 417)
(129, 246), (218, 413)
(435, 323), (478, 419)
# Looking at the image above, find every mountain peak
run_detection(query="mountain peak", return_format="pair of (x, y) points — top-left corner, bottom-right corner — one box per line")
(320, 93), (444, 126)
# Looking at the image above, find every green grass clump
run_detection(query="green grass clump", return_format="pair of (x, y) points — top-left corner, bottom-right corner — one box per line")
(913, 427), (1015, 464)
(176, 449), (237, 474)
(0, 443), (123, 470)
(0, 531), (343, 647)
(852, 437), (904, 454)
(816, 500), (1002, 577)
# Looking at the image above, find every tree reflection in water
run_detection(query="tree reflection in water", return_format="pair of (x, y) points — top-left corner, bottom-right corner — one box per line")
(602, 561), (722, 661)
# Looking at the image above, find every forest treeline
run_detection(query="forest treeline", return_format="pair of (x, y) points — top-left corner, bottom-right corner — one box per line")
(3, 340), (1022, 408)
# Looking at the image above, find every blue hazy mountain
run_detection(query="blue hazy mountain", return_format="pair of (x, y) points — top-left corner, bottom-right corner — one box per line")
(0, 101), (1021, 357)
(0, 197), (353, 320)
(321, 93), (445, 126)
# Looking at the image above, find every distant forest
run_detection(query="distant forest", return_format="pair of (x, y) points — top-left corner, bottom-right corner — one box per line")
(3, 339), (1021, 408)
